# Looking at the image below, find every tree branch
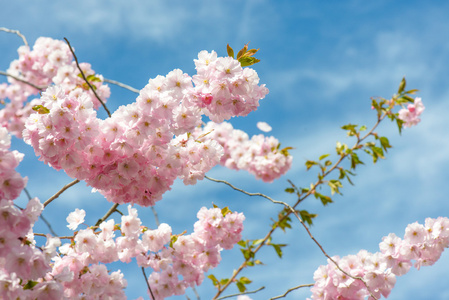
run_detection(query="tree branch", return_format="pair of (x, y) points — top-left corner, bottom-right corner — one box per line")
(63, 38), (112, 117)
(141, 267), (155, 300)
(43, 179), (80, 208)
(269, 284), (314, 299)
(216, 286), (265, 300)
(0, 70), (45, 91)
(0, 27), (28, 47)
(95, 203), (120, 227)
(103, 78), (140, 94)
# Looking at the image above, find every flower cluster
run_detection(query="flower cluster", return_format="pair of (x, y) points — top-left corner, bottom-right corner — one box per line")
(196, 121), (293, 182)
(0, 127), (27, 200)
(398, 97), (425, 128)
(23, 49), (284, 206)
(310, 217), (449, 299)
(23, 83), (223, 206)
(59, 205), (244, 300)
(0, 129), (63, 299)
(0, 37), (110, 137)
(190, 50), (269, 123)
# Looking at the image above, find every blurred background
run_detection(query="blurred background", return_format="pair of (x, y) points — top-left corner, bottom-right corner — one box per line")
(1, 1), (449, 299)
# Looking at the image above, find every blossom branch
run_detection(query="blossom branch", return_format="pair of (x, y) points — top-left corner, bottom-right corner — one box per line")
(216, 286), (265, 300)
(208, 176), (377, 300)
(208, 106), (396, 299)
(63, 38), (112, 117)
(269, 283), (314, 299)
(0, 70), (46, 91)
(43, 179), (80, 208)
(0, 27), (28, 47)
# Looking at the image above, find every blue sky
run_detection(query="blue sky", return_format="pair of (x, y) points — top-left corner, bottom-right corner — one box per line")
(1, 1), (449, 299)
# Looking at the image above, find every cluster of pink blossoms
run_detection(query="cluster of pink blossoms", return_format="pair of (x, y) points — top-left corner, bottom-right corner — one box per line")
(0, 127), (27, 199)
(196, 122), (292, 182)
(60, 205), (244, 300)
(0, 37), (110, 137)
(0, 129), (69, 299)
(0, 131), (244, 299)
(22, 46), (284, 206)
(397, 97), (425, 128)
(191, 50), (268, 123)
(310, 216), (449, 300)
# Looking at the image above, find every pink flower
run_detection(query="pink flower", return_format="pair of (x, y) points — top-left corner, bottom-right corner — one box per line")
(398, 97), (425, 128)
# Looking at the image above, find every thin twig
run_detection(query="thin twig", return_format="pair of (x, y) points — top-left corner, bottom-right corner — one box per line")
(0, 70), (45, 91)
(23, 188), (58, 236)
(23, 188), (32, 200)
(269, 284), (314, 299)
(103, 78), (140, 94)
(95, 203), (120, 227)
(151, 206), (160, 227)
(141, 267), (155, 300)
(63, 38), (112, 117)
(216, 286), (265, 300)
(205, 176), (283, 206)
(43, 179), (80, 208)
(0, 27), (28, 47)
(34, 233), (73, 240)
(207, 176), (378, 300)
(192, 286), (200, 300)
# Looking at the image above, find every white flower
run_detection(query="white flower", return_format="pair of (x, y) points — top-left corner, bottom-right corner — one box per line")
(66, 208), (86, 230)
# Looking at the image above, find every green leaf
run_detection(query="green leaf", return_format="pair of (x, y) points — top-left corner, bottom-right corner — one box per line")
(208, 274), (219, 287)
(350, 153), (364, 169)
(221, 206), (231, 216)
(236, 44), (249, 60)
(280, 146), (293, 156)
(328, 180), (343, 195)
(270, 243), (287, 258)
(405, 89), (419, 94)
(220, 278), (230, 286)
(305, 160), (318, 170)
(379, 136), (391, 151)
(227, 44), (234, 58)
(239, 277), (252, 284)
(240, 248), (254, 260)
(401, 95), (415, 103)
(86, 74), (101, 82)
(285, 187), (295, 194)
(236, 281), (246, 293)
(169, 235), (178, 248)
(239, 56), (261, 67)
(299, 210), (318, 226)
(359, 125), (367, 131)
(341, 124), (358, 136)
(23, 280), (38, 290)
(372, 146), (385, 159)
(397, 77), (406, 94)
(315, 192), (332, 206)
(319, 154), (330, 160)
(237, 240), (247, 247)
(252, 239), (264, 246)
(32, 105), (50, 114)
